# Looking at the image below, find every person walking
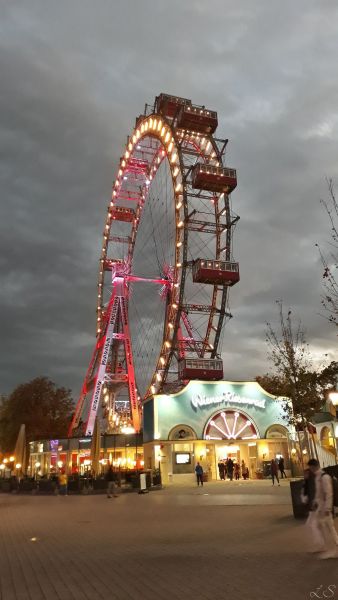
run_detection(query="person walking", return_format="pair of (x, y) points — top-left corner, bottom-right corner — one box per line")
(195, 462), (204, 486)
(308, 459), (338, 559)
(218, 460), (225, 480)
(278, 456), (287, 479)
(234, 463), (240, 481)
(271, 459), (280, 486)
(241, 460), (249, 480)
(106, 465), (118, 498)
(301, 467), (325, 552)
(227, 458), (234, 481)
(58, 470), (68, 496)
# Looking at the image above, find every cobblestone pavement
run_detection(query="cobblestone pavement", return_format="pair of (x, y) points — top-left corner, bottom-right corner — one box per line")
(0, 481), (337, 600)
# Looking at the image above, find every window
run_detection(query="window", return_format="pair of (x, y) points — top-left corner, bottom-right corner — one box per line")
(175, 453), (191, 465)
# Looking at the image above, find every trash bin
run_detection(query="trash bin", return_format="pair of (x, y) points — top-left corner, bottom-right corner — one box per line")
(290, 480), (308, 519)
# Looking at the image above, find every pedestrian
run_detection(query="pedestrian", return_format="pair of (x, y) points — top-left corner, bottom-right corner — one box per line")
(307, 459), (338, 559)
(58, 470), (68, 496)
(105, 465), (118, 498)
(278, 456), (287, 479)
(241, 460), (249, 480)
(218, 460), (225, 480)
(227, 458), (234, 481)
(271, 459), (280, 486)
(224, 458), (228, 479)
(301, 467), (325, 552)
(195, 462), (204, 486)
(234, 463), (240, 480)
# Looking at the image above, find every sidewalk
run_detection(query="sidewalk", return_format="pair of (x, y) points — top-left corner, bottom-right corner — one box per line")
(0, 485), (337, 600)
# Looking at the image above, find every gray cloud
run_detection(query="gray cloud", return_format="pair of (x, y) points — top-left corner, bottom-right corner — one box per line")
(0, 0), (337, 397)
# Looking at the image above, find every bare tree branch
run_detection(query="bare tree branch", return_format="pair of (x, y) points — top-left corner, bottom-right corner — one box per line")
(316, 178), (338, 327)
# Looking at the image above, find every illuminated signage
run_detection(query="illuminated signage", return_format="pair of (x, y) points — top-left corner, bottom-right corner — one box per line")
(191, 391), (266, 411)
(175, 453), (191, 465)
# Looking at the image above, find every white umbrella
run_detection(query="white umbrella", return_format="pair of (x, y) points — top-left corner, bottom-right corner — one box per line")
(14, 424), (26, 476)
(90, 417), (101, 477)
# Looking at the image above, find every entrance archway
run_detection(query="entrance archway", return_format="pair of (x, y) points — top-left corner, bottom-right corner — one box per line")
(204, 409), (259, 440)
(320, 426), (335, 454)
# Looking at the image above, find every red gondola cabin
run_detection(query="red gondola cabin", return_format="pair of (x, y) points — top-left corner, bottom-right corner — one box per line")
(155, 93), (192, 119)
(176, 105), (218, 134)
(179, 358), (223, 381)
(191, 163), (237, 193)
(192, 259), (240, 286)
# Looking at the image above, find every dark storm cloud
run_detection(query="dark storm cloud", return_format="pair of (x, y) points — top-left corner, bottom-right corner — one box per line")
(0, 0), (337, 396)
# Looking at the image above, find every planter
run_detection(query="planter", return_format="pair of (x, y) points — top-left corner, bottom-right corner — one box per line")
(37, 480), (57, 494)
(0, 480), (12, 493)
(290, 480), (308, 519)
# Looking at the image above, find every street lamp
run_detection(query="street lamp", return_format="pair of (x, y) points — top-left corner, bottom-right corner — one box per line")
(328, 381), (338, 460)
(9, 456), (15, 476)
(329, 391), (338, 406)
(15, 463), (21, 481)
(34, 461), (41, 480)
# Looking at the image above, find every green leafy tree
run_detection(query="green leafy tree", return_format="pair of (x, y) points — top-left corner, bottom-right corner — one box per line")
(0, 377), (73, 452)
(316, 360), (338, 406)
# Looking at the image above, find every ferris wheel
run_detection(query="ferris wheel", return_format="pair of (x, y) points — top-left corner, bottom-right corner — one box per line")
(69, 93), (239, 437)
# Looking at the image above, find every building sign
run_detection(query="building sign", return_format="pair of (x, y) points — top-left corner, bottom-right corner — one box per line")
(191, 390), (266, 411)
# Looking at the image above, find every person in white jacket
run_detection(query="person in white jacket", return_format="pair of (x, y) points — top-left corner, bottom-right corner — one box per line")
(308, 458), (338, 559)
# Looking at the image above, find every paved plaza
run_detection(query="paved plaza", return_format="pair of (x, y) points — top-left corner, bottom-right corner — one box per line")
(0, 480), (337, 600)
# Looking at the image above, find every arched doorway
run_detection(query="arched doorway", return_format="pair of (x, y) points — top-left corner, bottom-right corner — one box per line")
(320, 426), (335, 455)
(265, 424), (288, 439)
(204, 410), (259, 441)
(203, 410), (259, 480)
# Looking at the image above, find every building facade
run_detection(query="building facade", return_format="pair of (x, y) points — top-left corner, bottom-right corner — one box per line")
(143, 380), (297, 484)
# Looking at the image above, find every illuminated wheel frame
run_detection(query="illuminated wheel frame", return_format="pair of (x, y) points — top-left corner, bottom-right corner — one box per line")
(97, 99), (237, 404)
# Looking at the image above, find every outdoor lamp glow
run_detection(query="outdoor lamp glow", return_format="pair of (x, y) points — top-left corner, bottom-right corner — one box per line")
(35, 462), (41, 468)
(57, 460), (63, 468)
(302, 449), (308, 455)
(9, 456), (15, 462)
(121, 426), (135, 434)
(329, 391), (338, 406)
(3, 458), (8, 464)
(0, 464), (5, 470)
(15, 463), (21, 469)
(291, 448), (297, 455)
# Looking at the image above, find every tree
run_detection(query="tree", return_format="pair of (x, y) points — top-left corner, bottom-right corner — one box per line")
(316, 360), (338, 406)
(260, 302), (323, 426)
(0, 377), (73, 452)
(316, 178), (338, 328)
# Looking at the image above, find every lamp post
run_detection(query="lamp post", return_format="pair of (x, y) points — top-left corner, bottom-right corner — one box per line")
(328, 383), (338, 463)
(34, 461), (41, 480)
(9, 456), (15, 477)
(15, 463), (22, 482)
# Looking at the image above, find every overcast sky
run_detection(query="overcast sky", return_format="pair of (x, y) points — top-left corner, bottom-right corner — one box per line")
(1, 0), (337, 398)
